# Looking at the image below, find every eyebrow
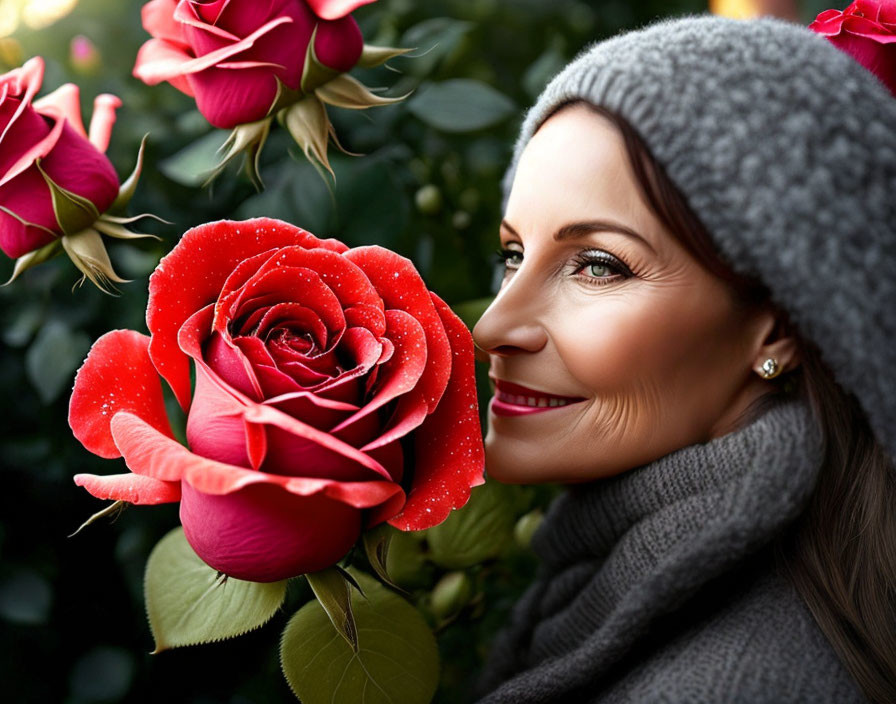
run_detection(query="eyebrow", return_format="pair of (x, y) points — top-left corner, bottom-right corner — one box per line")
(501, 219), (656, 254)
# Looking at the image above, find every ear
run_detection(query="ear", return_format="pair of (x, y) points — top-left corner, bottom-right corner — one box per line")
(749, 308), (801, 379)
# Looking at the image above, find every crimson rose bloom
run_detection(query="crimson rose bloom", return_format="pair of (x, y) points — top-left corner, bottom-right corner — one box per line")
(810, 0), (896, 96)
(0, 57), (120, 258)
(70, 218), (484, 582)
(133, 0), (374, 128)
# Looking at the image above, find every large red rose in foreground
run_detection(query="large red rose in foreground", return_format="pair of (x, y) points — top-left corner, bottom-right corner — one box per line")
(70, 218), (484, 582)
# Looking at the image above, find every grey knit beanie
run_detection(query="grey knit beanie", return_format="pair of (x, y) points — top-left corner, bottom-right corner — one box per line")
(504, 14), (896, 461)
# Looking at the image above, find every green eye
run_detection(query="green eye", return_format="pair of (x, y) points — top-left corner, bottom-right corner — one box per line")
(587, 263), (612, 277)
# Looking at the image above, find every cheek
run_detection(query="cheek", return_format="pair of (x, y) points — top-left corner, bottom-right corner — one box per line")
(555, 288), (741, 396)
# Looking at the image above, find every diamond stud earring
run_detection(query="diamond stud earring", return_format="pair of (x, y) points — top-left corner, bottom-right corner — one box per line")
(759, 357), (781, 379)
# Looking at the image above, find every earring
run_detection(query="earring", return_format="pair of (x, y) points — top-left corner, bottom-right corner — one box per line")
(759, 357), (781, 379)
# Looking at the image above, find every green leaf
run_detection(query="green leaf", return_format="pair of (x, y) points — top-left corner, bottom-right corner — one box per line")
(281, 570), (438, 704)
(408, 79), (516, 133)
(25, 319), (90, 404)
(144, 527), (287, 653)
(425, 480), (518, 569)
(158, 129), (230, 187)
(305, 567), (359, 652)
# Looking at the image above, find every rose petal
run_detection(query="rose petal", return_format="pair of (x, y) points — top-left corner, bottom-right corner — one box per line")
(110, 410), (400, 506)
(314, 15), (363, 72)
(243, 401), (393, 480)
(346, 246), (452, 413)
(148, 218), (336, 410)
(38, 121), (120, 214)
(228, 266), (346, 341)
(186, 363), (255, 468)
(332, 308), (427, 436)
(69, 330), (175, 459)
(0, 97), (52, 178)
(0, 56), (44, 146)
(180, 481), (359, 581)
(188, 65), (280, 128)
(32, 83), (86, 137)
(133, 38), (197, 95)
(205, 330), (264, 399)
(306, 0), (377, 21)
(74, 472), (181, 505)
(87, 94), (122, 153)
(388, 293), (485, 531)
(0, 168), (59, 257)
(141, 0), (188, 47)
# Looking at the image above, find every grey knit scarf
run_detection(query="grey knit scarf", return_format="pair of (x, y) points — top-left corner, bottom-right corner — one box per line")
(476, 395), (864, 703)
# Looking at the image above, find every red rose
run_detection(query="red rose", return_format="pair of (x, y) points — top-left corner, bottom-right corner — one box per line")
(810, 0), (896, 96)
(133, 0), (374, 128)
(69, 218), (484, 582)
(0, 57), (120, 258)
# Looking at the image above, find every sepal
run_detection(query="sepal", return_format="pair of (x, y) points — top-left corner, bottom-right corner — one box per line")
(305, 565), (360, 652)
(357, 43), (414, 68)
(60, 227), (128, 294)
(279, 95), (335, 178)
(210, 117), (273, 190)
(4, 239), (61, 285)
(37, 161), (101, 237)
(315, 73), (409, 110)
(109, 135), (148, 213)
(301, 25), (341, 94)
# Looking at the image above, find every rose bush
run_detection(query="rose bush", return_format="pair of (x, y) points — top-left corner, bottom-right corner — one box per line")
(0, 56), (121, 259)
(70, 217), (484, 582)
(133, 0), (374, 128)
(810, 0), (896, 96)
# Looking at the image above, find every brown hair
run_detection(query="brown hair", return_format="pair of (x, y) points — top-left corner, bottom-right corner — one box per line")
(552, 100), (896, 703)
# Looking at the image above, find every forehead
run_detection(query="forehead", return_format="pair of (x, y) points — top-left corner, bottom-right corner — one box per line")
(504, 105), (663, 243)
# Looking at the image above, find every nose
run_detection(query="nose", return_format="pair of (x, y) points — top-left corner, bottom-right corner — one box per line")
(473, 275), (548, 357)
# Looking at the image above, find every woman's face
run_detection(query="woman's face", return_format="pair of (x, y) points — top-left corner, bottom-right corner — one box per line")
(473, 105), (773, 483)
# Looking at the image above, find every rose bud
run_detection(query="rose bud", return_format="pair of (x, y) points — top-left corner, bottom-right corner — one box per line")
(69, 218), (485, 583)
(132, 0), (369, 129)
(0, 57), (154, 289)
(810, 0), (896, 96)
(133, 0), (408, 183)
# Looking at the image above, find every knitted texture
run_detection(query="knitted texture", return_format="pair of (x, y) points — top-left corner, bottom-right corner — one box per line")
(476, 395), (864, 703)
(502, 14), (896, 462)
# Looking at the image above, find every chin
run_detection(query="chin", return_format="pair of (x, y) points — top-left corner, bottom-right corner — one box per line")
(483, 437), (533, 484)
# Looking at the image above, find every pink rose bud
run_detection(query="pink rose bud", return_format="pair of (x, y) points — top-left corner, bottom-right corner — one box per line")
(133, 0), (368, 129)
(0, 57), (119, 259)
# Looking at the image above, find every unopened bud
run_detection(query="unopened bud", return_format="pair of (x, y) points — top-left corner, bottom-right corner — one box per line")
(430, 571), (472, 620)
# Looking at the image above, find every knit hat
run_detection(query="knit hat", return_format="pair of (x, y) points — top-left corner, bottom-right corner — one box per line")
(503, 14), (896, 461)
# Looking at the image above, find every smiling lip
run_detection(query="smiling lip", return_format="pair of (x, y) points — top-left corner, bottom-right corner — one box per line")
(490, 378), (586, 417)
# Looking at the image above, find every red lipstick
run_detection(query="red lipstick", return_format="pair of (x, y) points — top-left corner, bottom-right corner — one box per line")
(490, 379), (585, 417)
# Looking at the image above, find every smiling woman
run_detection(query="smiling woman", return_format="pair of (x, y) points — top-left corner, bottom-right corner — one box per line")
(474, 104), (795, 484)
(473, 13), (896, 704)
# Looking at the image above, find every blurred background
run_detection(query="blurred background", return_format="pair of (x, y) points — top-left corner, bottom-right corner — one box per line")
(0, 0), (835, 702)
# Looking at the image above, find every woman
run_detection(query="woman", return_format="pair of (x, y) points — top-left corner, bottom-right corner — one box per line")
(472, 13), (896, 704)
